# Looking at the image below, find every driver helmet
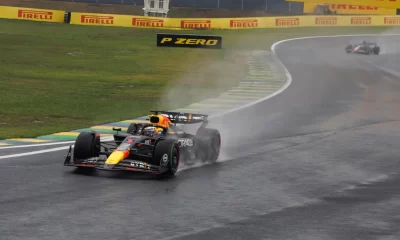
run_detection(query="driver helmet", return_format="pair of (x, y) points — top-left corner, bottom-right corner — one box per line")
(143, 126), (164, 137)
(143, 126), (156, 137)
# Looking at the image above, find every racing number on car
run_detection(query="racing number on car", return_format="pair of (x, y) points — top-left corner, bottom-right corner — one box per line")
(178, 139), (193, 147)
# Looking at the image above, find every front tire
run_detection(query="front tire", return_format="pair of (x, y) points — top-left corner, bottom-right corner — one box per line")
(153, 140), (180, 178)
(73, 132), (100, 171)
(127, 123), (139, 134)
(74, 132), (100, 160)
(345, 44), (353, 54)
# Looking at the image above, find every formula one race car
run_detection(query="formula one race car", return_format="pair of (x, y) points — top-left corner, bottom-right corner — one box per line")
(345, 41), (380, 55)
(64, 111), (221, 178)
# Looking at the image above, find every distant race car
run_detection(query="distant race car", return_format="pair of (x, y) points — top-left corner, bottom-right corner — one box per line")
(345, 41), (380, 55)
(64, 111), (221, 178)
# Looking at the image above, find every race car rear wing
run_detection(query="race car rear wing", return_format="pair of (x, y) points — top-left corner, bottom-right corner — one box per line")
(150, 110), (208, 125)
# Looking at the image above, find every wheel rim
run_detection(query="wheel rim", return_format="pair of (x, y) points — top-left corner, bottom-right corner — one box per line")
(171, 146), (179, 173)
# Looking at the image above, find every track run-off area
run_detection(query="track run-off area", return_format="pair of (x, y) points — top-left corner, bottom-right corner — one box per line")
(2, 34), (400, 240)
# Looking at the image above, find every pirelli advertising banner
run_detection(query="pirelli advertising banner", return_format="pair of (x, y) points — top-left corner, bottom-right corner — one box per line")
(0, 6), (65, 23)
(266, 16), (400, 28)
(70, 12), (130, 27)
(70, 12), (264, 29)
(42, 10), (400, 29)
(157, 33), (222, 49)
(1, 6), (400, 29)
(173, 18), (265, 29)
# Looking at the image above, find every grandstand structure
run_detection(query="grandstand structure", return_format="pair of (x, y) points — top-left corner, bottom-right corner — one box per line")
(54, 0), (304, 14)
(143, 0), (169, 17)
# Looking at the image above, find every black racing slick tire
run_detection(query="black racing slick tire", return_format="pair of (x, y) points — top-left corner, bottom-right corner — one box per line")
(153, 140), (180, 178)
(73, 132), (100, 161)
(345, 44), (353, 53)
(127, 123), (137, 134)
(373, 46), (380, 55)
(196, 128), (221, 163)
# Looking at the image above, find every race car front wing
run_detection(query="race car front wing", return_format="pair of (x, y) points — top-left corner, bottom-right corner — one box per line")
(63, 146), (161, 174)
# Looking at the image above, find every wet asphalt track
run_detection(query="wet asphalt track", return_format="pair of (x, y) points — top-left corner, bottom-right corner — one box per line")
(2, 35), (400, 240)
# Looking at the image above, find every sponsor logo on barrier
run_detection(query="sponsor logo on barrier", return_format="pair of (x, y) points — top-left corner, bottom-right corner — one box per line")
(181, 20), (211, 29)
(275, 18), (299, 26)
(230, 19), (258, 28)
(160, 38), (219, 46)
(18, 10), (53, 20)
(157, 33), (222, 49)
(330, 4), (378, 10)
(81, 15), (114, 25)
(351, 17), (372, 25)
(132, 18), (164, 27)
(315, 17), (337, 25)
(384, 17), (400, 25)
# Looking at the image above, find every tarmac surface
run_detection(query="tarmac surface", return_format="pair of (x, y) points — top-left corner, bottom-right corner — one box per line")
(2, 35), (400, 240)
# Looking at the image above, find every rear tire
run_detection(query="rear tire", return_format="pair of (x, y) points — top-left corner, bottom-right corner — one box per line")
(196, 128), (221, 163)
(373, 46), (380, 55)
(153, 140), (180, 178)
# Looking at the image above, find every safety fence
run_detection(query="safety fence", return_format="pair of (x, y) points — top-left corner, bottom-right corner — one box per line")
(303, 3), (398, 15)
(44, 0), (304, 13)
(1, 5), (400, 28)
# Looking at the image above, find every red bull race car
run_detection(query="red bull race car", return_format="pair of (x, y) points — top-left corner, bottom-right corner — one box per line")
(345, 41), (380, 55)
(64, 111), (221, 178)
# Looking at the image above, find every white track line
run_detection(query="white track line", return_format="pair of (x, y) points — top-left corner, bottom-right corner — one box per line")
(0, 136), (113, 150)
(209, 47), (292, 120)
(0, 146), (72, 160)
(208, 33), (400, 120)
(1, 33), (399, 157)
(0, 141), (75, 150)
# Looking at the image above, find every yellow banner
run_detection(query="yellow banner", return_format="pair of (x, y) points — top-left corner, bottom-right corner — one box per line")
(69, 12), (400, 29)
(70, 12), (267, 30)
(0, 6), (65, 23)
(303, 2), (396, 15)
(1, 7), (399, 29)
(288, 0), (400, 9)
(71, 12), (128, 27)
(70, 13), (400, 29)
